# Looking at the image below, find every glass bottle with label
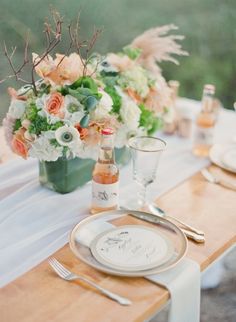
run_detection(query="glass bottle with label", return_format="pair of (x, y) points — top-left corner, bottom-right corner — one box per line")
(91, 128), (119, 214)
(193, 84), (216, 157)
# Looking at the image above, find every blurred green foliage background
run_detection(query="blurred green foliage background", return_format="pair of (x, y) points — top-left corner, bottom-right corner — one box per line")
(0, 0), (235, 121)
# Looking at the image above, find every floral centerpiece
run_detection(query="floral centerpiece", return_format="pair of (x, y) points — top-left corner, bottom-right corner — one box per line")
(3, 12), (187, 193)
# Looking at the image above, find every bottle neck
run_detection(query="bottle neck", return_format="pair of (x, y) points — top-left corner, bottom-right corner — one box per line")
(201, 85), (215, 113)
(98, 134), (115, 163)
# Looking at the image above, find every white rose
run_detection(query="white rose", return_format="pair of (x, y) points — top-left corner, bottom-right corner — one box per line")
(120, 98), (141, 130)
(8, 99), (26, 119)
(92, 90), (113, 119)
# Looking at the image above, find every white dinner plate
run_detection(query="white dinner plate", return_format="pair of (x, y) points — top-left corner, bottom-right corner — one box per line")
(209, 143), (236, 174)
(90, 225), (174, 271)
(222, 148), (236, 171)
(69, 209), (188, 277)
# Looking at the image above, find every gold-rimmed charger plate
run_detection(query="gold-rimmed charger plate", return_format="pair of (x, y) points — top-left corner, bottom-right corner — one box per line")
(209, 143), (236, 173)
(69, 209), (188, 277)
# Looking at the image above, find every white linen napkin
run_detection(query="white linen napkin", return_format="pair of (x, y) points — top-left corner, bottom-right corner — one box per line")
(75, 220), (200, 322)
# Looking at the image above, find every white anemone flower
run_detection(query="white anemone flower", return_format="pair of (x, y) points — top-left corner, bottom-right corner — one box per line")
(55, 125), (82, 157)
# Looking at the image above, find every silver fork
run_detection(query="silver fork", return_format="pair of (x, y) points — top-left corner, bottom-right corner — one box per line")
(48, 257), (132, 306)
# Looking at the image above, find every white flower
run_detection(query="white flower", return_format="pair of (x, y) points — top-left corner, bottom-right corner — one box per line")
(114, 124), (147, 148)
(77, 143), (99, 160)
(8, 99), (26, 119)
(120, 97), (141, 130)
(64, 95), (85, 124)
(114, 125), (129, 148)
(118, 66), (150, 98)
(29, 131), (63, 161)
(92, 90), (113, 119)
(55, 125), (82, 157)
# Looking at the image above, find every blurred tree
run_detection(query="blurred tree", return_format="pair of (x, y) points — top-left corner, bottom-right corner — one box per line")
(0, 0), (235, 121)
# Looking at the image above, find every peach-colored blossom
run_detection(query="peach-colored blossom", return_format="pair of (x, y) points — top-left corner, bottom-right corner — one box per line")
(45, 92), (65, 118)
(11, 128), (29, 159)
(32, 53), (91, 85)
(144, 79), (172, 114)
(107, 53), (135, 72)
(74, 124), (89, 140)
(83, 125), (101, 146)
(8, 87), (27, 101)
(126, 88), (143, 104)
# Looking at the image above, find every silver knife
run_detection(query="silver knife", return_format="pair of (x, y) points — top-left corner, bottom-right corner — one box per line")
(128, 212), (205, 243)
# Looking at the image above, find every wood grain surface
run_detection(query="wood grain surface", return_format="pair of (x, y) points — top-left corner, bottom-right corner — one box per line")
(0, 129), (236, 322)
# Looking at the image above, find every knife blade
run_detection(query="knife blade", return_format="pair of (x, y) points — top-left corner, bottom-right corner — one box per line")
(128, 212), (205, 243)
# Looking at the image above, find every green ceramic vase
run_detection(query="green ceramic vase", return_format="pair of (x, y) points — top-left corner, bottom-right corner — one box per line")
(39, 146), (130, 194)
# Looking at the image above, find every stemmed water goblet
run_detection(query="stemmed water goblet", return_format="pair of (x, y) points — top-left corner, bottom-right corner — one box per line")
(127, 136), (166, 210)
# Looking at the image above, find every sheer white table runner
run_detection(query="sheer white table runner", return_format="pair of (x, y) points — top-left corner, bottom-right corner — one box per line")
(0, 103), (234, 291)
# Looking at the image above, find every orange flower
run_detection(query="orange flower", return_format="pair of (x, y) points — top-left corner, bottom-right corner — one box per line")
(32, 53), (90, 85)
(74, 124), (89, 140)
(46, 92), (65, 118)
(11, 128), (29, 159)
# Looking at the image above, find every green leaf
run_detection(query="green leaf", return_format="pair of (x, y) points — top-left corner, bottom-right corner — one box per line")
(84, 96), (97, 111)
(123, 46), (142, 60)
(100, 70), (119, 77)
(80, 114), (90, 128)
(28, 116), (49, 135)
(13, 119), (22, 132)
(68, 88), (86, 102)
(26, 102), (38, 121)
(104, 85), (122, 114)
(70, 76), (98, 92)
(139, 103), (163, 134)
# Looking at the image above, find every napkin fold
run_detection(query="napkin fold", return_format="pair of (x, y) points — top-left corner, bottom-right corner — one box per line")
(75, 220), (200, 322)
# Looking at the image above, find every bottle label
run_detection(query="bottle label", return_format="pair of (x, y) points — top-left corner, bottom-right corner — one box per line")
(92, 181), (119, 208)
(194, 127), (214, 146)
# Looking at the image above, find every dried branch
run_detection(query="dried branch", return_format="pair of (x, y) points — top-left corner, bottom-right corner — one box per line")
(1, 8), (63, 94)
(68, 14), (103, 77)
(2, 31), (30, 84)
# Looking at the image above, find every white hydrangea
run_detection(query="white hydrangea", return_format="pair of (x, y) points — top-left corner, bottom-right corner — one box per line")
(119, 66), (150, 98)
(64, 95), (85, 124)
(120, 98), (141, 131)
(115, 124), (147, 148)
(8, 99), (26, 119)
(92, 90), (113, 119)
(29, 131), (63, 161)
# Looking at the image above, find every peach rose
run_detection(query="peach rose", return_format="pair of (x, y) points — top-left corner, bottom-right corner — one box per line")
(11, 128), (29, 159)
(32, 53), (91, 85)
(46, 92), (65, 118)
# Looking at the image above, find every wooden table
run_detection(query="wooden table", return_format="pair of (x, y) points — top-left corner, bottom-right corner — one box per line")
(0, 131), (236, 322)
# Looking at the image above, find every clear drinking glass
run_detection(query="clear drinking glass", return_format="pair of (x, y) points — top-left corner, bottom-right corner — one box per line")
(128, 136), (166, 209)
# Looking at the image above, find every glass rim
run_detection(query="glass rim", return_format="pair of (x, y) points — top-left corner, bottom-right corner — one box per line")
(128, 136), (166, 152)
